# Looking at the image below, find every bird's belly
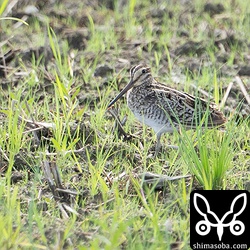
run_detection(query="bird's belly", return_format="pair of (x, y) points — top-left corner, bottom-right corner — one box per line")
(127, 91), (175, 134)
(132, 110), (175, 134)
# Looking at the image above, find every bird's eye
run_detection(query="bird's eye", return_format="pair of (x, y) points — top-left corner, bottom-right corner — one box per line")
(142, 69), (146, 74)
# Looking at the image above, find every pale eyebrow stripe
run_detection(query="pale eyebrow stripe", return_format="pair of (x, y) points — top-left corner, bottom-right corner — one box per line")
(132, 64), (143, 75)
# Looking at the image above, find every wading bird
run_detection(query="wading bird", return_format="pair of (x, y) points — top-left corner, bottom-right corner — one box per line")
(108, 65), (226, 154)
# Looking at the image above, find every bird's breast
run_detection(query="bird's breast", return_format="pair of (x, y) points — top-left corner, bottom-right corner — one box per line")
(127, 88), (174, 133)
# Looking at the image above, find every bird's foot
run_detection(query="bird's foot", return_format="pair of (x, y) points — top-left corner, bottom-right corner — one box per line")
(153, 144), (179, 157)
(166, 145), (179, 150)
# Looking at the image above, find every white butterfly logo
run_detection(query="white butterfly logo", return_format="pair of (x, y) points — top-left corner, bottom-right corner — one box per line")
(193, 193), (247, 241)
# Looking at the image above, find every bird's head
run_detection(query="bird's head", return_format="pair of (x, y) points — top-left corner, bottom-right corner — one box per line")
(107, 64), (152, 108)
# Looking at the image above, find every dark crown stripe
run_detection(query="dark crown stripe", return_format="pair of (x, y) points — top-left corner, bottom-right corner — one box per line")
(132, 64), (143, 75)
(130, 65), (137, 75)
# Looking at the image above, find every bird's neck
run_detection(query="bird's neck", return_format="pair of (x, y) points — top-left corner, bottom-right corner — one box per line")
(128, 79), (155, 99)
(133, 77), (155, 90)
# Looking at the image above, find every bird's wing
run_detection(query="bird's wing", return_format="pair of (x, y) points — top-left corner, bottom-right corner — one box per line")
(151, 84), (226, 128)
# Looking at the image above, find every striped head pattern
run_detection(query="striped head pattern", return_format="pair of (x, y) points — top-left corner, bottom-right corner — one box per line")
(107, 64), (152, 109)
(129, 64), (152, 87)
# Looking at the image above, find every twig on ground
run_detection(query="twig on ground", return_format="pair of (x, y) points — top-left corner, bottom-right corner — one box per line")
(0, 145), (10, 162)
(112, 171), (127, 181)
(13, 16), (29, 29)
(235, 76), (250, 105)
(22, 126), (48, 134)
(18, 115), (56, 129)
(93, 198), (115, 209)
(56, 188), (78, 196)
(219, 81), (234, 109)
(140, 187), (148, 206)
(61, 203), (79, 216)
(140, 172), (191, 189)
(41, 159), (80, 218)
(50, 161), (63, 188)
(190, 83), (213, 99)
(57, 203), (69, 219)
(2, 0), (18, 17)
(42, 160), (57, 197)
(111, 170), (191, 190)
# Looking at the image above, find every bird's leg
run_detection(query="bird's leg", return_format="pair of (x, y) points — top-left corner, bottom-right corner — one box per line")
(167, 132), (179, 150)
(108, 108), (129, 139)
(154, 133), (162, 156)
(166, 144), (179, 150)
(154, 132), (179, 156)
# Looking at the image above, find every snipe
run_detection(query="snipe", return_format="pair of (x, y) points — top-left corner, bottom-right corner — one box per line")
(108, 64), (226, 154)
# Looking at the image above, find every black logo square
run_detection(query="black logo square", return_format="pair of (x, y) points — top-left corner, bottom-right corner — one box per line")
(190, 190), (250, 250)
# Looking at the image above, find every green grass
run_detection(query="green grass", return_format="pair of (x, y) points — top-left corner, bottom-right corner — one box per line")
(180, 123), (234, 190)
(0, 0), (250, 248)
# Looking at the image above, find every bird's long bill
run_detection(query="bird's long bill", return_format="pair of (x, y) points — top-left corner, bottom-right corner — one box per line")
(107, 80), (133, 109)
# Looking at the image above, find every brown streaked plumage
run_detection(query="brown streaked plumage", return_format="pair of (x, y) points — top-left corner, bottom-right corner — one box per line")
(108, 64), (226, 154)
